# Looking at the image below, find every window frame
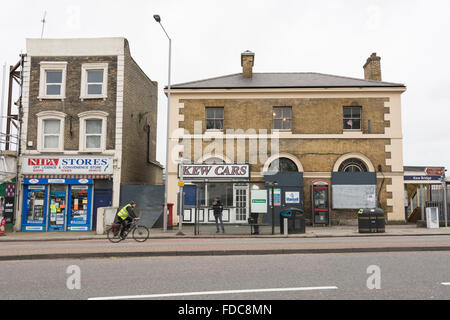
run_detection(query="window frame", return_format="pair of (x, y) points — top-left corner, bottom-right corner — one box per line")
(38, 62), (68, 100)
(78, 111), (108, 152)
(343, 106), (362, 131)
(205, 107), (224, 131)
(273, 106), (292, 131)
(80, 63), (108, 100)
(36, 111), (66, 152)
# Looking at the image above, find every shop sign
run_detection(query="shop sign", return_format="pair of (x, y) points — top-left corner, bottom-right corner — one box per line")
(251, 190), (268, 213)
(22, 156), (114, 175)
(404, 176), (442, 182)
(179, 164), (250, 179)
(285, 192), (300, 204)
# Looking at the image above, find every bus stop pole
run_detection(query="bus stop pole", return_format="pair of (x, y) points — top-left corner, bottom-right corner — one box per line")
(443, 180), (448, 228)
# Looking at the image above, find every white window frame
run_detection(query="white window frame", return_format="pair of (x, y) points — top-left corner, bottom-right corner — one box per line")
(38, 62), (68, 100)
(80, 63), (108, 100)
(78, 111), (108, 152)
(36, 111), (66, 152)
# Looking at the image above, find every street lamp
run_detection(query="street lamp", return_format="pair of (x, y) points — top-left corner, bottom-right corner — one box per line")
(154, 14), (172, 233)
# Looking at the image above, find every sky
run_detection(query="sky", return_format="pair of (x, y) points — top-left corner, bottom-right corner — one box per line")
(1, 0), (449, 172)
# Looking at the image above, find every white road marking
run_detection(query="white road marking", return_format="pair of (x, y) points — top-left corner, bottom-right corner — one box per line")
(88, 286), (339, 300)
(441, 283), (450, 286)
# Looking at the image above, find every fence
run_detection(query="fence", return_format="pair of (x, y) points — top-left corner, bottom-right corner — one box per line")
(426, 183), (449, 224)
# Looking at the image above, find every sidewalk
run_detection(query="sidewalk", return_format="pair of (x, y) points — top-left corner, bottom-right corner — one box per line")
(1, 224), (450, 242)
(0, 224), (450, 261)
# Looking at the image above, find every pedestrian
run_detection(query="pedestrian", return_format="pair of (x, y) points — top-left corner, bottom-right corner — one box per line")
(212, 197), (225, 234)
(114, 200), (138, 239)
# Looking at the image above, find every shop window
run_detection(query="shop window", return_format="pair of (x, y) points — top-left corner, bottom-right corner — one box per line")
(343, 106), (362, 130)
(25, 186), (46, 223)
(206, 107), (224, 130)
(80, 63), (108, 100)
(268, 158), (299, 173)
(273, 107), (292, 130)
(38, 62), (67, 100)
(207, 183), (234, 207)
(338, 158), (368, 173)
(70, 186), (89, 225)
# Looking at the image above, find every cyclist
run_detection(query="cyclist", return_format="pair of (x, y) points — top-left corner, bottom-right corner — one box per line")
(115, 201), (138, 239)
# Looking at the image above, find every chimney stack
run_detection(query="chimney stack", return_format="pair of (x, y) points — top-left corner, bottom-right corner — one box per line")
(241, 50), (255, 78)
(363, 52), (382, 81)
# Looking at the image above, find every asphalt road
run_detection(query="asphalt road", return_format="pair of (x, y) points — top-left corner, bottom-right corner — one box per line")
(1, 251), (450, 300)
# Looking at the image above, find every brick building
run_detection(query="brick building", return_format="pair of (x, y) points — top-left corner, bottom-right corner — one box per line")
(16, 38), (162, 232)
(167, 51), (406, 227)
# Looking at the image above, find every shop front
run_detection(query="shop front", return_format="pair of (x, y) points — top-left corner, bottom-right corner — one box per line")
(179, 164), (250, 224)
(20, 156), (114, 232)
(22, 178), (93, 232)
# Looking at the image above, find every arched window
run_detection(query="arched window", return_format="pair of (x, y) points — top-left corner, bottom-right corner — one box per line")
(338, 158), (368, 173)
(268, 158), (299, 173)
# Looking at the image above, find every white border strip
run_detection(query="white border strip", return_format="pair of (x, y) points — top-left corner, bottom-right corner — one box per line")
(89, 286), (338, 300)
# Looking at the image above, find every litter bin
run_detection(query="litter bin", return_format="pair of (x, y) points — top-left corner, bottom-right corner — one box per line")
(280, 208), (305, 234)
(358, 208), (385, 233)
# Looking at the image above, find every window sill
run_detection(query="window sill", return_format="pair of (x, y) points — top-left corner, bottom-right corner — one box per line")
(38, 96), (66, 101)
(343, 129), (362, 132)
(272, 129), (292, 133)
(80, 95), (107, 101)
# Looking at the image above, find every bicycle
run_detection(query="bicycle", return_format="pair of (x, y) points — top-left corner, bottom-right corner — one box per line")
(107, 218), (150, 243)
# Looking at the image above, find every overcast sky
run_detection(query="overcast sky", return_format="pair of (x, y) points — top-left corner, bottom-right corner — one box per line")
(1, 0), (449, 172)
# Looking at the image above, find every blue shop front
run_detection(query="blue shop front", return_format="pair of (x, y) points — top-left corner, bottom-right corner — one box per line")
(20, 156), (114, 232)
(22, 178), (94, 232)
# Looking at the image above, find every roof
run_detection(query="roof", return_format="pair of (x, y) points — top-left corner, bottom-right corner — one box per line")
(169, 72), (405, 90)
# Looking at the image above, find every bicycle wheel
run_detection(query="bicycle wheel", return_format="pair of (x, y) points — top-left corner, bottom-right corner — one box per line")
(132, 225), (150, 243)
(107, 227), (122, 243)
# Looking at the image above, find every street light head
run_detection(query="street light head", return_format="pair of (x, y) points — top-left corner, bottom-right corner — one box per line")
(153, 15), (161, 23)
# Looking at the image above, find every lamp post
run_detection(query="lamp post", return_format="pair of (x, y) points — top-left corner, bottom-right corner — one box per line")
(154, 14), (172, 233)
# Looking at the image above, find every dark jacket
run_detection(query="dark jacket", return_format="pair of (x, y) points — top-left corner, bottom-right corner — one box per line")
(212, 200), (224, 216)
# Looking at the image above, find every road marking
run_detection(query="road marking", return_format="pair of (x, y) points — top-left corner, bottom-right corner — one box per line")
(88, 286), (339, 300)
(442, 283), (450, 286)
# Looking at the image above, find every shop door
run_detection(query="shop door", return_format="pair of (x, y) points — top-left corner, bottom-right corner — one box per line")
(22, 185), (47, 232)
(93, 189), (112, 231)
(48, 185), (68, 232)
(234, 186), (249, 223)
(68, 185), (92, 231)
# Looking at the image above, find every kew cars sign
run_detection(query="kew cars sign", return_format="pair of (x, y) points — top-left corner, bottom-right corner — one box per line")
(180, 164), (250, 179)
(22, 156), (114, 175)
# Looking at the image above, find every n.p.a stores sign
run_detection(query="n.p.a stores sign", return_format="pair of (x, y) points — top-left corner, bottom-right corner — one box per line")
(22, 156), (114, 175)
(179, 164), (250, 179)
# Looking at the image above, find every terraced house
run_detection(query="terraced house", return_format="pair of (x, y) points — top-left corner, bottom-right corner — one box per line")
(16, 38), (162, 232)
(167, 51), (406, 227)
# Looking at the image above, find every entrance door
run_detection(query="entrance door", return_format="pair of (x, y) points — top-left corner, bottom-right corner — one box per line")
(93, 189), (112, 231)
(48, 185), (67, 232)
(234, 185), (249, 223)
(68, 185), (92, 231)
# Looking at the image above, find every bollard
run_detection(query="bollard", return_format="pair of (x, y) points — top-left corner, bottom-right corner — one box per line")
(284, 218), (288, 236)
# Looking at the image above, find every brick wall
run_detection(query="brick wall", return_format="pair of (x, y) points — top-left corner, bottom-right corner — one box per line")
(121, 53), (163, 185)
(26, 56), (118, 151)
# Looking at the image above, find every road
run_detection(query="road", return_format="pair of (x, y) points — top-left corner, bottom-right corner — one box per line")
(1, 251), (450, 300)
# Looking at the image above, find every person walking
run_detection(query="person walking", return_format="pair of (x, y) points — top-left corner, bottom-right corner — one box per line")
(212, 197), (225, 234)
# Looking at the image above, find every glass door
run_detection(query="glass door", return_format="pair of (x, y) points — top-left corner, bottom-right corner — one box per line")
(234, 185), (249, 223)
(48, 185), (67, 232)
(68, 185), (92, 231)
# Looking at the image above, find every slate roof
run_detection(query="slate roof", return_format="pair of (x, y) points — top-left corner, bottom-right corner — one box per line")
(170, 72), (405, 89)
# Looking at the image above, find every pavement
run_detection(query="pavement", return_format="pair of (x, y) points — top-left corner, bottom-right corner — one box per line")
(0, 224), (450, 261)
